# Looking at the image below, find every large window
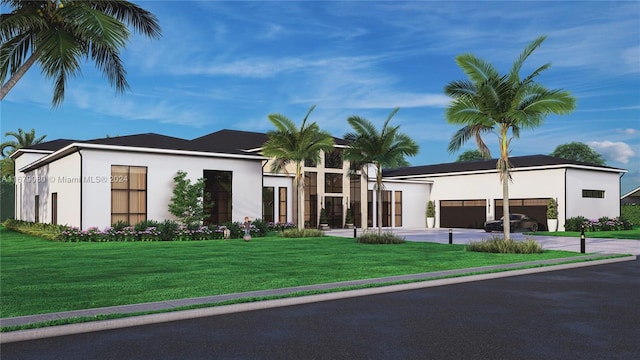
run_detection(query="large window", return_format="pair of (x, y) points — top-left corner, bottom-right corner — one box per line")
(304, 172), (317, 228)
(111, 165), (147, 225)
(204, 170), (232, 225)
(582, 189), (605, 198)
(279, 187), (287, 223)
(325, 173), (343, 193)
(350, 175), (361, 227)
(394, 191), (402, 227)
(263, 187), (275, 223)
(324, 149), (343, 169)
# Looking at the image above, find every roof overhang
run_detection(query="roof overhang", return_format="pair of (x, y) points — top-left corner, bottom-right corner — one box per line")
(18, 143), (268, 173)
(383, 163), (627, 181)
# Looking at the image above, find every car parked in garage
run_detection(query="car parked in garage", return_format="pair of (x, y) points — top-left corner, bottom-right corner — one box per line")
(484, 213), (541, 232)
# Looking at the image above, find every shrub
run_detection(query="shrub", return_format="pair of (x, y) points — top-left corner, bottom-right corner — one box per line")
(546, 198), (557, 219)
(250, 218), (269, 237)
(621, 205), (639, 227)
(426, 200), (435, 218)
(157, 220), (180, 241)
(564, 216), (588, 231)
(133, 220), (160, 232)
(267, 222), (296, 232)
(466, 237), (543, 254)
(565, 216), (633, 232)
(2, 219), (67, 241)
(357, 231), (405, 244)
(282, 228), (324, 238)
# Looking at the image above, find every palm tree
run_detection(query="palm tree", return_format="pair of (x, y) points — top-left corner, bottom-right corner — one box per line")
(262, 105), (335, 230)
(445, 35), (576, 239)
(1, 128), (47, 157)
(343, 108), (419, 235)
(0, 0), (161, 106)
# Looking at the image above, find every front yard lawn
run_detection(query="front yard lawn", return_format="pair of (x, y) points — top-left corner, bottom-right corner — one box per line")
(1, 226), (583, 318)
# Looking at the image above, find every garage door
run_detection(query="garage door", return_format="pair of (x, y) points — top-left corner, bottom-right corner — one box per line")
(440, 200), (486, 229)
(495, 198), (548, 230)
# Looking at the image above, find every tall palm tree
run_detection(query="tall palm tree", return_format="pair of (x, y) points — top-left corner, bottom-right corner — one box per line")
(0, 0), (161, 106)
(445, 35), (576, 239)
(262, 105), (335, 230)
(1, 127), (47, 157)
(343, 108), (419, 235)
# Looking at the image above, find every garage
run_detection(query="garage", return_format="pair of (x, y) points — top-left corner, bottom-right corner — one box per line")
(440, 199), (486, 229)
(494, 198), (548, 230)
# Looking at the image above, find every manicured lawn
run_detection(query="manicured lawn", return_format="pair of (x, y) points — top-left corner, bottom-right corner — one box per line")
(1, 227), (582, 318)
(532, 228), (640, 240)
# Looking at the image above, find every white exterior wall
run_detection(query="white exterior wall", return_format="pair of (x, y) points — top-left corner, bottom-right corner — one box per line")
(565, 168), (621, 221)
(263, 174), (294, 223)
(426, 168), (566, 229)
(79, 149), (264, 229)
(379, 181), (431, 228)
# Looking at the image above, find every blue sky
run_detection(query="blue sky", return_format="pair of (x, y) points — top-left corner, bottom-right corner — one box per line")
(1, 0), (639, 193)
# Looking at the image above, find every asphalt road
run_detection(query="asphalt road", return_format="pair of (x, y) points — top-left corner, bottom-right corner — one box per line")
(2, 259), (639, 360)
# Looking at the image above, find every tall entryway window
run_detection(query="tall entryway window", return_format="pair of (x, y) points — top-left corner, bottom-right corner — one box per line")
(204, 170), (232, 225)
(394, 191), (402, 227)
(304, 172), (317, 228)
(278, 187), (287, 223)
(263, 187), (275, 223)
(111, 165), (147, 225)
(368, 190), (392, 227)
(325, 196), (343, 228)
(349, 175), (361, 228)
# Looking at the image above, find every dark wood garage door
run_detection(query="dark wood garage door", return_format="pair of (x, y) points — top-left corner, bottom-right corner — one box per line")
(495, 198), (548, 230)
(440, 200), (486, 229)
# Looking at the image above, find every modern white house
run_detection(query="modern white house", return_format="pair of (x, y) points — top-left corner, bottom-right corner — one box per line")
(12, 130), (627, 231)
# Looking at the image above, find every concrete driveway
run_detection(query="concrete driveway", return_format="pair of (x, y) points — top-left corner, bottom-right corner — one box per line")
(326, 228), (640, 255)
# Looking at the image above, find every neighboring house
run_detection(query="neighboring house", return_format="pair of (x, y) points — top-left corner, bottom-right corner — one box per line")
(11, 131), (627, 231)
(621, 186), (640, 205)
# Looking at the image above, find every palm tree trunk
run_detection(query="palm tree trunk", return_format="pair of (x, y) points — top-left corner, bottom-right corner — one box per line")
(0, 50), (40, 101)
(502, 167), (511, 240)
(376, 167), (382, 236)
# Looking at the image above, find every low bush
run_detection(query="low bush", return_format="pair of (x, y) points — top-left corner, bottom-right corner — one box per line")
(565, 216), (633, 232)
(2, 219), (67, 241)
(281, 228), (324, 238)
(466, 237), (543, 254)
(621, 205), (639, 227)
(357, 231), (405, 244)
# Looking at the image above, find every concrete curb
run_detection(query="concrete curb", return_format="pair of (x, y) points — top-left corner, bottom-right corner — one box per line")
(1, 254), (635, 344)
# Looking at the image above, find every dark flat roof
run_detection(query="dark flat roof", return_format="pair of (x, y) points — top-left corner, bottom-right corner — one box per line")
(383, 155), (624, 177)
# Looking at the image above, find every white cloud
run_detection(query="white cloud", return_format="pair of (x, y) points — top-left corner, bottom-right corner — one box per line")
(620, 128), (638, 135)
(587, 141), (636, 164)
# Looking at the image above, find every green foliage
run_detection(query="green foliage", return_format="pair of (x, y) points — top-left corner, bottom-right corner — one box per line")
(133, 219), (160, 232)
(445, 35), (575, 238)
(546, 198), (558, 219)
(1, 128), (47, 157)
(168, 170), (209, 228)
(565, 216), (633, 232)
(621, 205), (640, 226)
(249, 218), (269, 237)
(345, 207), (353, 225)
(466, 237), (543, 254)
(564, 216), (588, 232)
(550, 142), (606, 166)
(282, 228), (324, 238)
(357, 231), (406, 244)
(2, 219), (66, 240)
(343, 108), (419, 234)
(319, 208), (328, 224)
(427, 200), (436, 217)
(0, 1), (161, 106)
(456, 149), (485, 162)
(262, 105), (335, 230)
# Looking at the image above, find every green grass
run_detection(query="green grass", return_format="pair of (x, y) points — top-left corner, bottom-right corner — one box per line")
(1, 227), (584, 318)
(532, 228), (640, 240)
